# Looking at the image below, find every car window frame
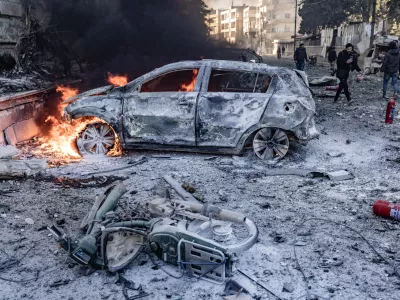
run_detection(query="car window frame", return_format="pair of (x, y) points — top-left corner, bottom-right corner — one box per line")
(201, 66), (276, 94)
(138, 67), (205, 94)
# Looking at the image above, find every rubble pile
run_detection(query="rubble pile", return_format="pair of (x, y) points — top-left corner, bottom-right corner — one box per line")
(0, 73), (53, 95)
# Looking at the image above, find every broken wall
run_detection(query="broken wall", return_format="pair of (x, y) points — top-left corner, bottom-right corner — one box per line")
(0, 91), (45, 146)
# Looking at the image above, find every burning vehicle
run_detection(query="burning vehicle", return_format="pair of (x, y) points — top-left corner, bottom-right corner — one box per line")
(64, 60), (318, 160)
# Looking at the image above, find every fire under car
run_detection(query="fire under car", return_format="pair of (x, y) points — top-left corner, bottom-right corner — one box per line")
(63, 60), (319, 160)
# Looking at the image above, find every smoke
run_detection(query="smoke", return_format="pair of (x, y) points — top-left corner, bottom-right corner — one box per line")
(204, 0), (259, 9)
(34, 0), (233, 86)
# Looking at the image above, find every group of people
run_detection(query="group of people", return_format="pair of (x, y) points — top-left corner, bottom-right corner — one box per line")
(287, 40), (400, 103)
(277, 46), (286, 59)
(328, 41), (400, 103)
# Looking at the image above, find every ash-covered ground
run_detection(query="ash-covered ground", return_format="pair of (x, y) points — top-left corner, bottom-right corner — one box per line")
(1, 58), (400, 300)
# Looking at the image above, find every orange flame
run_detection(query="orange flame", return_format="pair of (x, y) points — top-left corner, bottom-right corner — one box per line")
(31, 85), (121, 164)
(180, 69), (198, 92)
(56, 85), (79, 102)
(107, 72), (128, 87)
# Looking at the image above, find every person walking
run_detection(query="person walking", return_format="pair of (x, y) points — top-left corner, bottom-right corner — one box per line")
(282, 46), (286, 56)
(334, 43), (354, 104)
(277, 46), (282, 59)
(294, 43), (308, 71)
(328, 47), (337, 75)
(381, 41), (400, 99)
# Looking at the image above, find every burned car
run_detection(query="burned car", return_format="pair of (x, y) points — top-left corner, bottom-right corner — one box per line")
(64, 60), (318, 160)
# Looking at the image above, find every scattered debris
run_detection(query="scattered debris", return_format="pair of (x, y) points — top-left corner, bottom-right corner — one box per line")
(48, 183), (258, 284)
(182, 183), (196, 194)
(49, 279), (71, 288)
(163, 175), (200, 203)
(24, 218), (34, 225)
(282, 282), (294, 293)
(327, 151), (344, 158)
(263, 168), (353, 182)
(83, 157), (148, 176)
(325, 170), (353, 181)
(117, 274), (149, 300)
(224, 279), (250, 297)
(237, 269), (283, 300)
(0, 146), (19, 159)
(0, 159), (47, 179)
(309, 76), (338, 86)
(224, 292), (253, 300)
(53, 175), (127, 188)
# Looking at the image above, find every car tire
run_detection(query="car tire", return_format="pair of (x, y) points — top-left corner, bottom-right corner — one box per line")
(253, 127), (289, 160)
(77, 123), (116, 156)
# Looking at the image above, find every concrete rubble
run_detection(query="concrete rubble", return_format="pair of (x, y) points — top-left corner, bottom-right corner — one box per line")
(0, 158), (47, 179)
(0, 145), (19, 159)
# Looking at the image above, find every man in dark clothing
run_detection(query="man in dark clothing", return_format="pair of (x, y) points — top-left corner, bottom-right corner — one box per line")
(334, 43), (354, 104)
(282, 46), (286, 56)
(294, 43), (308, 71)
(277, 46), (282, 59)
(381, 41), (400, 99)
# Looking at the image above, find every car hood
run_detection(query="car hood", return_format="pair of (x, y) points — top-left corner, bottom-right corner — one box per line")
(62, 85), (115, 104)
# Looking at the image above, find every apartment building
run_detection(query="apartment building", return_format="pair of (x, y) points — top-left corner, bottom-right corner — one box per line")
(208, 0), (299, 54)
(208, 9), (222, 40)
(243, 6), (257, 39)
(220, 6), (245, 44)
(259, 0), (299, 54)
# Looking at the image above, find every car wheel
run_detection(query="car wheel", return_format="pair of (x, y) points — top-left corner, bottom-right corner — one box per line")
(253, 128), (289, 160)
(77, 123), (116, 156)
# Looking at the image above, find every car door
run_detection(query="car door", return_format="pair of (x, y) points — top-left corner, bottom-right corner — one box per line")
(122, 66), (205, 146)
(197, 67), (276, 148)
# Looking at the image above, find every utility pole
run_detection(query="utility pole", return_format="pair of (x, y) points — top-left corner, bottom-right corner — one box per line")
(370, 0), (377, 48)
(294, 0), (298, 55)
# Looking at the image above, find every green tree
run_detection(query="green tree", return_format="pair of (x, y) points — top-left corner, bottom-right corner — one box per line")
(299, 0), (372, 34)
(386, 0), (400, 24)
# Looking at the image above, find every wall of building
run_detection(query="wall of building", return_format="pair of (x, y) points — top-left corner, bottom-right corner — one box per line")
(0, 90), (48, 146)
(0, 0), (25, 56)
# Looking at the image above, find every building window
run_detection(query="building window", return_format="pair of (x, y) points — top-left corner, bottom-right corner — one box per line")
(285, 13), (290, 19)
(272, 27), (277, 33)
(231, 22), (236, 28)
(284, 25), (291, 32)
(231, 12), (235, 18)
(231, 32), (235, 37)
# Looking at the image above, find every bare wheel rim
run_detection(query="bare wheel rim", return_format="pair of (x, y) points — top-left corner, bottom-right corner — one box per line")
(80, 123), (115, 155)
(253, 128), (289, 160)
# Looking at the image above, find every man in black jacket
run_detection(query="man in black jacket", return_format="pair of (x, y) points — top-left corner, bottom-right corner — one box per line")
(294, 43), (308, 71)
(381, 41), (400, 99)
(334, 43), (354, 104)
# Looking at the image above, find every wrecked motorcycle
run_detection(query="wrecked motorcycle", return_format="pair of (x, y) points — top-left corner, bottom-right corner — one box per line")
(48, 183), (258, 284)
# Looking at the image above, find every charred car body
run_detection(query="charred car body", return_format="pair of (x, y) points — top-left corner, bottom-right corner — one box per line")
(64, 60), (318, 160)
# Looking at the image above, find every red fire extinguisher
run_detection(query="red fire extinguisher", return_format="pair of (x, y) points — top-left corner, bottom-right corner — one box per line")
(373, 200), (400, 220)
(385, 96), (396, 124)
